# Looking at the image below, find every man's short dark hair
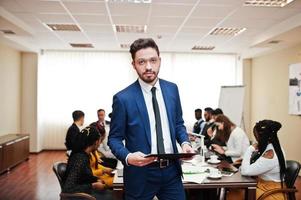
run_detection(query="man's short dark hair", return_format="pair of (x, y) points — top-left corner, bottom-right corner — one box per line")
(204, 107), (213, 114)
(129, 38), (160, 60)
(72, 110), (84, 121)
(212, 108), (223, 115)
(195, 108), (202, 113)
(97, 109), (105, 113)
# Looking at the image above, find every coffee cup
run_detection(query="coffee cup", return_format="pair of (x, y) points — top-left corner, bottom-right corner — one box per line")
(210, 155), (218, 162)
(209, 168), (221, 177)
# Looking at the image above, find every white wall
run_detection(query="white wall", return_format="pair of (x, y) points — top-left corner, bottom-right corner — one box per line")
(21, 52), (39, 152)
(244, 43), (301, 165)
(0, 43), (21, 135)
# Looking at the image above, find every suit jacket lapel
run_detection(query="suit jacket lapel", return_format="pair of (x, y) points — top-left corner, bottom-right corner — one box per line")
(134, 81), (152, 147)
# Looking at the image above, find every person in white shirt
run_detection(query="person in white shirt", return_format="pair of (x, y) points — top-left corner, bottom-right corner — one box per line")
(228, 120), (286, 200)
(211, 114), (249, 163)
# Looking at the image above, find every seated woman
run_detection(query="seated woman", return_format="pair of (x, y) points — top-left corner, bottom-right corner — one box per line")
(62, 126), (113, 200)
(241, 120), (286, 200)
(228, 120), (286, 200)
(90, 151), (114, 188)
(211, 114), (249, 163)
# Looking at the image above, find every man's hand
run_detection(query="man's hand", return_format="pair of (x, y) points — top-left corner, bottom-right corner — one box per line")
(92, 181), (105, 191)
(211, 144), (225, 155)
(182, 143), (194, 153)
(181, 143), (195, 160)
(127, 152), (156, 167)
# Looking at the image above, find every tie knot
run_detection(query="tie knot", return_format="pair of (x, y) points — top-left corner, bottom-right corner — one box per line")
(151, 87), (156, 94)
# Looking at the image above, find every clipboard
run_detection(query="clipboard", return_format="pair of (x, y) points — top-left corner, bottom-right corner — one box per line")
(144, 153), (197, 160)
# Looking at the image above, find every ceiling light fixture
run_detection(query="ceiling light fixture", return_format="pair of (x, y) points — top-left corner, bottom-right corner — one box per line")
(244, 0), (295, 7)
(47, 24), (81, 32)
(114, 24), (147, 33)
(192, 46), (215, 50)
(70, 43), (94, 48)
(210, 27), (246, 36)
(120, 44), (131, 49)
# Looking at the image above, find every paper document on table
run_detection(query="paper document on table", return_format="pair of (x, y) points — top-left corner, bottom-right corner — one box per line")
(182, 173), (208, 184)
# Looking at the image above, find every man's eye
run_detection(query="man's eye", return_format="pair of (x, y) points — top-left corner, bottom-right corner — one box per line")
(139, 60), (145, 65)
(150, 59), (157, 63)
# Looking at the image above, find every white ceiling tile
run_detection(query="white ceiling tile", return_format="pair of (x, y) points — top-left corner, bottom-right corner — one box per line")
(81, 24), (114, 33)
(147, 25), (178, 34)
(117, 33), (148, 43)
(229, 6), (301, 21)
(151, 4), (193, 17)
(73, 14), (111, 25)
(24, 20), (50, 32)
(151, 0), (198, 4)
(149, 17), (184, 26)
(12, 12), (38, 22)
(221, 18), (278, 30)
(55, 31), (90, 43)
(191, 5), (236, 18)
(0, 0), (25, 12)
(15, 0), (66, 13)
(180, 26), (211, 34)
(37, 14), (74, 23)
(184, 17), (222, 28)
(108, 2), (150, 16)
(63, 1), (107, 14)
(112, 15), (148, 25)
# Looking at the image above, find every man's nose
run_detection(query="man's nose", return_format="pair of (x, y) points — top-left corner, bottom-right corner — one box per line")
(146, 61), (152, 70)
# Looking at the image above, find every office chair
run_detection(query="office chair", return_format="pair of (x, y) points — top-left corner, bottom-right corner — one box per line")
(258, 160), (300, 200)
(53, 162), (96, 200)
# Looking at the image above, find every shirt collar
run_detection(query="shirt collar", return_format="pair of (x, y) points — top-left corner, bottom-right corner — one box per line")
(138, 78), (161, 93)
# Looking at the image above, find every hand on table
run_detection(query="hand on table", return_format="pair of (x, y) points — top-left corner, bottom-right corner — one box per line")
(212, 144), (225, 155)
(127, 152), (156, 167)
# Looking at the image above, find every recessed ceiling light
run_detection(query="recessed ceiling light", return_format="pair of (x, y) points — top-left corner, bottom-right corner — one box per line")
(106, 0), (151, 3)
(210, 27), (246, 36)
(70, 43), (94, 48)
(244, 0), (295, 7)
(114, 24), (147, 33)
(268, 40), (281, 44)
(0, 29), (16, 34)
(192, 46), (215, 50)
(120, 44), (131, 49)
(47, 24), (81, 32)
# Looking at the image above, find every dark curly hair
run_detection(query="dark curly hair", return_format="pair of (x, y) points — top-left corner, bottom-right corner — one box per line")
(72, 126), (101, 153)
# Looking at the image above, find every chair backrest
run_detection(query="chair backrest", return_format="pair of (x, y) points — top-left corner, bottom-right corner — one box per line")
(53, 162), (67, 190)
(285, 160), (301, 188)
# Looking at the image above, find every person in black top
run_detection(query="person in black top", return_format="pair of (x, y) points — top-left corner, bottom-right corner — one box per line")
(63, 126), (113, 200)
(65, 110), (85, 151)
(192, 108), (206, 134)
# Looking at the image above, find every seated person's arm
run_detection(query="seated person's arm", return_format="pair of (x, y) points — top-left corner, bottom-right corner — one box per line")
(240, 146), (277, 176)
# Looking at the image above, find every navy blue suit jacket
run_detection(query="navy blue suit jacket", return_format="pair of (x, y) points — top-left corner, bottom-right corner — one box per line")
(108, 79), (189, 196)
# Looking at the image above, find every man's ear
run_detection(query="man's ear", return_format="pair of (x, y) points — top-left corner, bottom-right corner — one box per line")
(132, 61), (136, 70)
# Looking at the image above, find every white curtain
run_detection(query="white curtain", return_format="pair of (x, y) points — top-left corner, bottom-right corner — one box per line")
(38, 51), (239, 149)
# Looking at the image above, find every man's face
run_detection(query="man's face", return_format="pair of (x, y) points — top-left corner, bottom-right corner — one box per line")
(195, 111), (202, 120)
(204, 111), (211, 122)
(132, 47), (161, 84)
(79, 116), (84, 126)
(97, 111), (105, 122)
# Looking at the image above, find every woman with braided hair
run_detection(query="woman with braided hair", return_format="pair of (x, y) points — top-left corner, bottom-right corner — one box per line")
(228, 120), (286, 200)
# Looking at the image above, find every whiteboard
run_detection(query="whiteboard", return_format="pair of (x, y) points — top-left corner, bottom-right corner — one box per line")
(288, 63), (301, 115)
(218, 86), (245, 126)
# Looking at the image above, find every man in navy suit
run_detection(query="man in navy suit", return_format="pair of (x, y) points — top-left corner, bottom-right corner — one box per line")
(108, 38), (193, 200)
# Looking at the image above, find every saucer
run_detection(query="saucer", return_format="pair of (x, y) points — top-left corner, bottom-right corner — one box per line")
(207, 173), (222, 179)
(207, 159), (221, 164)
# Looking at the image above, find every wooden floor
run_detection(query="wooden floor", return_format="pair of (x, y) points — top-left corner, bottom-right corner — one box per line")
(0, 151), (300, 200)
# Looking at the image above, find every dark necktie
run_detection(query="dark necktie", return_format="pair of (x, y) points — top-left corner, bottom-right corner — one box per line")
(151, 87), (165, 154)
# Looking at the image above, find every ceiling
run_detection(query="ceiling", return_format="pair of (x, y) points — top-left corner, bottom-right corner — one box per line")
(0, 0), (301, 57)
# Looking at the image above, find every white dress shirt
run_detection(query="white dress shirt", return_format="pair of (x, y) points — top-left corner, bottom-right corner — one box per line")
(138, 78), (174, 154)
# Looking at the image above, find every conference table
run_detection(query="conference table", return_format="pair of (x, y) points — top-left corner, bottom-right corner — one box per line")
(112, 160), (257, 200)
